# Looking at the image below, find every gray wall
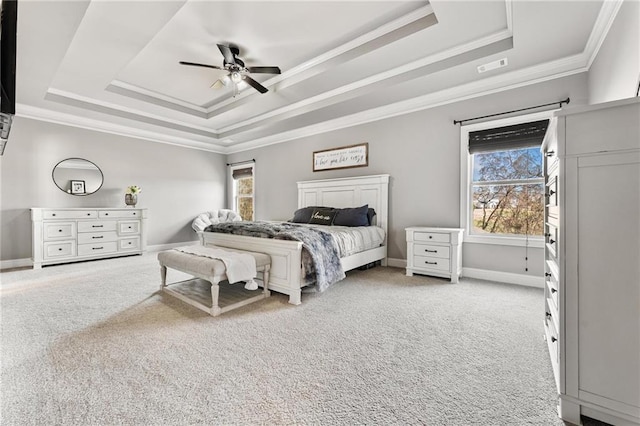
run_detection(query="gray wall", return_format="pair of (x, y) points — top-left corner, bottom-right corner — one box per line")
(588, 0), (640, 104)
(0, 117), (227, 261)
(227, 74), (589, 277)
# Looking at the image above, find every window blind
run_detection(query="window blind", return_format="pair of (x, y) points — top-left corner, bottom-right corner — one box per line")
(232, 167), (253, 179)
(468, 119), (549, 154)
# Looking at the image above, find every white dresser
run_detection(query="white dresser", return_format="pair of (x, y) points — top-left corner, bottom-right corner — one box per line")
(542, 98), (639, 426)
(405, 227), (463, 283)
(31, 208), (148, 268)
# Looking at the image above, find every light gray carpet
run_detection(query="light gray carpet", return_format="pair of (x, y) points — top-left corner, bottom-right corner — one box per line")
(0, 253), (603, 425)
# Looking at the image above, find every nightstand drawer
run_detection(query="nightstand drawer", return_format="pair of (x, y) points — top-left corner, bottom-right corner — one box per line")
(414, 243), (449, 259)
(413, 232), (450, 243)
(413, 256), (450, 272)
(44, 222), (76, 240)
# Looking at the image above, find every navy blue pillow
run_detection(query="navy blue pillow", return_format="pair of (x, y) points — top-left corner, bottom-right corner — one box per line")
(290, 206), (328, 223)
(367, 208), (376, 225)
(333, 205), (369, 227)
(308, 208), (337, 225)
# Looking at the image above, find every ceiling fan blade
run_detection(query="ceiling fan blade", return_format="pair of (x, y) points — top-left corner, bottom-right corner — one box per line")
(179, 61), (222, 70)
(247, 66), (281, 74)
(217, 44), (236, 65)
(243, 75), (268, 94)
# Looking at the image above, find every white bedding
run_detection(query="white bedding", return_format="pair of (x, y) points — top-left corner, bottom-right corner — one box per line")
(301, 224), (386, 257)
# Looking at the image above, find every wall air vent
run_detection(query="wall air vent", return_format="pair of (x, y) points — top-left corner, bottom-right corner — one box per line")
(477, 58), (508, 74)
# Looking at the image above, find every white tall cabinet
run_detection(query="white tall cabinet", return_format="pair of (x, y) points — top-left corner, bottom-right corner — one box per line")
(542, 98), (639, 426)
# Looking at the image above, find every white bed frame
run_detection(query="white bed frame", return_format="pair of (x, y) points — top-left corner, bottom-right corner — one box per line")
(201, 174), (390, 305)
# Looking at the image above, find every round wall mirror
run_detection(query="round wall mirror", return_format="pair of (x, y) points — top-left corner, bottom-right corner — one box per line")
(52, 158), (104, 196)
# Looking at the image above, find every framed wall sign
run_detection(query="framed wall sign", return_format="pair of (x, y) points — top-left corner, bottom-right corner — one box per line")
(313, 143), (368, 172)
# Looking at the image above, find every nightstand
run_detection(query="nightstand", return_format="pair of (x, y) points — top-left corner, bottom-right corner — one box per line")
(405, 227), (463, 283)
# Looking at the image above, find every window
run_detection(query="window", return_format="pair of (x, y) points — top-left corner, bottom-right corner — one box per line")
(231, 164), (254, 221)
(460, 111), (552, 246)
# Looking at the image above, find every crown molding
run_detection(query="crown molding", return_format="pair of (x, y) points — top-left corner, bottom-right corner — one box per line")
(584, 0), (624, 69)
(16, 104), (226, 154)
(226, 54), (588, 154)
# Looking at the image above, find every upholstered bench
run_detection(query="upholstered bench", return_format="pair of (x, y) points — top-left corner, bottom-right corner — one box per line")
(158, 246), (271, 316)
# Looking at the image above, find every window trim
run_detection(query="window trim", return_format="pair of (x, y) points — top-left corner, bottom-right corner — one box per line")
(230, 163), (255, 221)
(459, 110), (555, 248)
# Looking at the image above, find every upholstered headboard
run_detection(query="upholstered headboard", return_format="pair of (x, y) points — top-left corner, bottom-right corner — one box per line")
(296, 174), (390, 237)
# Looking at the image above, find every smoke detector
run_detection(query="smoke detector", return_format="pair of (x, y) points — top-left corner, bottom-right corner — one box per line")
(477, 58), (508, 74)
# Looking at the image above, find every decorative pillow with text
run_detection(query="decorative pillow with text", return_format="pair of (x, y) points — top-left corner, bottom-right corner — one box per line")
(308, 208), (337, 225)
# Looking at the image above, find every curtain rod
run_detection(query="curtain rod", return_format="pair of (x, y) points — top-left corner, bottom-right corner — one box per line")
(226, 159), (255, 167)
(453, 97), (570, 126)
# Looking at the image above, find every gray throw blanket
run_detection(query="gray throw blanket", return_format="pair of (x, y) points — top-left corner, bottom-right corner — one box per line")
(204, 221), (346, 292)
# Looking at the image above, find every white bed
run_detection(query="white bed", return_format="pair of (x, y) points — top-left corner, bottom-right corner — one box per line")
(201, 174), (390, 305)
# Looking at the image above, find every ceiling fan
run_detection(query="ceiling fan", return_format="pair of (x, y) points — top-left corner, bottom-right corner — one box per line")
(179, 44), (281, 94)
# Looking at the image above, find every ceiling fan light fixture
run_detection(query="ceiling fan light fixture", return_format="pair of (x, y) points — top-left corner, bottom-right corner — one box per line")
(230, 71), (242, 84)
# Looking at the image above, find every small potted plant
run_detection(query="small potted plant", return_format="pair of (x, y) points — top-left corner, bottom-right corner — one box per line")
(125, 185), (142, 207)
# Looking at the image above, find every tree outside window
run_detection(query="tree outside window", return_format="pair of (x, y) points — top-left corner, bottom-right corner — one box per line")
(471, 147), (544, 236)
(231, 164), (254, 221)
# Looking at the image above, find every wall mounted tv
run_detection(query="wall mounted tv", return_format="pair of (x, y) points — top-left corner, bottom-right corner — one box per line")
(1, 0), (17, 155)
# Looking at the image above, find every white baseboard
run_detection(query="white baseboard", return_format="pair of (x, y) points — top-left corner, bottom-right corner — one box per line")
(0, 257), (32, 271)
(386, 258), (543, 288)
(0, 241), (200, 271)
(462, 267), (544, 288)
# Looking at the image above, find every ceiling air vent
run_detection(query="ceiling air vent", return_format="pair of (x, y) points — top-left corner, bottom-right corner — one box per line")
(477, 58), (508, 74)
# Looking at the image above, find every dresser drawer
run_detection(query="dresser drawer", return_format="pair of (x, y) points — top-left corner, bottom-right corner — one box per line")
(44, 210), (97, 219)
(99, 210), (141, 219)
(78, 221), (117, 232)
(77, 241), (118, 256)
(414, 243), (449, 259)
(44, 222), (76, 240)
(118, 220), (140, 235)
(413, 232), (450, 243)
(546, 177), (558, 207)
(118, 237), (140, 251)
(78, 231), (118, 244)
(413, 255), (450, 272)
(44, 241), (76, 259)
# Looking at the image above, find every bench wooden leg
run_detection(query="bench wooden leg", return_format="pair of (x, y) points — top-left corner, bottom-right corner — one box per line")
(160, 264), (167, 290)
(262, 265), (271, 297)
(210, 279), (222, 316)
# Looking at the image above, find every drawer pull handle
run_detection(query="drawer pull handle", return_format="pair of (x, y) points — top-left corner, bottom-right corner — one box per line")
(545, 272), (552, 277)
(92, 247), (103, 250)
(87, 213), (91, 216)
(544, 233), (551, 237)
(428, 236), (433, 239)
(128, 242), (132, 245)
(52, 214), (56, 217)
(551, 336), (557, 343)
(92, 236), (103, 239)
(549, 239), (555, 245)
(424, 249), (436, 253)
(92, 225), (103, 228)
(58, 248), (62, 251)
(128, 226), (132, 229)
(58, 229), (63, 232)
(425, 261), (437, 265)
(105, 213), (109, 216)
(545, 312), (552, 318)
(551, 288), (557, 294)
(546, 190), (556, 197)
(133, 212), (136, 215)
(545, 151), (555, 157)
